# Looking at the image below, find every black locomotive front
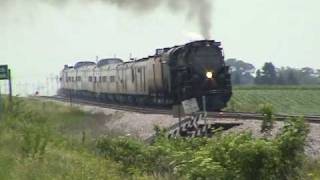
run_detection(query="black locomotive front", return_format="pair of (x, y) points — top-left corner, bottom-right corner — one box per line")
(168, 40), (232, 111)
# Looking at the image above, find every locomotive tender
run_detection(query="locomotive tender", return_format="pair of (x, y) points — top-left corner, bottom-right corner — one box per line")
(59, 40), (232, 111)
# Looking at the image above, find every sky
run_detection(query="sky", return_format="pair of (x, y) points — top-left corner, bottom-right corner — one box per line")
(0, 0), (319, 95)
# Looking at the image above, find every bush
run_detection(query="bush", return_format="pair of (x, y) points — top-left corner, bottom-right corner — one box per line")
(276, 117), (309, 179)
(97, 117), (309, 180)
(259, 103), (275, 133)
(97, 136), (146, 175)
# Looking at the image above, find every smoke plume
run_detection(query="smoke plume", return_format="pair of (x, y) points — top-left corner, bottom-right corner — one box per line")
(0, 0), (213, 39)
(101, 0), (213, 39)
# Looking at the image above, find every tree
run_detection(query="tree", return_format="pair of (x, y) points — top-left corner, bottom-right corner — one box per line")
(260, 62), (277, 84)
(300, 67), (319, 84)
(287, 70), (299, 85)
(277, 72), (286, 85)
(233, 71), (241, 85)
(255, 70), (262, 84)
(226, 58), (255, 85)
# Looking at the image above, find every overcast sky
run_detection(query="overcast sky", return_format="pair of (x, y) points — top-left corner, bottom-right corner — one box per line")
(0, 0), (319, 95)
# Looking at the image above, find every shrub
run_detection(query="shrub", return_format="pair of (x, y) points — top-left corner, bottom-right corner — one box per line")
(21, 125), (50, 159)
(259, 103), (275, 133)
(276, 117), (309, 179)
(97, 117), (309, 180)
(96, 136), (147, 175)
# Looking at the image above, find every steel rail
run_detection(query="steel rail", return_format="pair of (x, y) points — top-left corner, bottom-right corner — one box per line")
(34, 96), (320, 124)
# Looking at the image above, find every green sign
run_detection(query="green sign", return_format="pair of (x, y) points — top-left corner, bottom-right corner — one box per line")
(0, 65), (9, 80)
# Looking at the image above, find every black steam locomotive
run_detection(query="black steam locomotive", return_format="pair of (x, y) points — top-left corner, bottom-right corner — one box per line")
(60, 40), (232, 111)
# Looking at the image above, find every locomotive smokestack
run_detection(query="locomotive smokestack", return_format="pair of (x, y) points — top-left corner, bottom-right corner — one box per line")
(102, 0), (213, 39)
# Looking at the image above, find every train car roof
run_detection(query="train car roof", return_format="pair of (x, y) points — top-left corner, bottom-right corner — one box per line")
(74, 61), (96, 69)
(97, 58), (123, 67)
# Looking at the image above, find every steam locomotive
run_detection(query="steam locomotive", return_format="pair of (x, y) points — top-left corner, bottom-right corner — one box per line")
(59, 40), (232, 111)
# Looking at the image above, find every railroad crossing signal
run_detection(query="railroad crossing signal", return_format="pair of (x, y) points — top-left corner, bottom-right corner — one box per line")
(0, 65), (9, 80)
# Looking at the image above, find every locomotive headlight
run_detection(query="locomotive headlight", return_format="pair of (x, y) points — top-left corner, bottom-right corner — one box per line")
(206, 71), (213, 79)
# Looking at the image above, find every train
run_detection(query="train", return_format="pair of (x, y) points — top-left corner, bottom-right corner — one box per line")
(59, 40), (232, 111)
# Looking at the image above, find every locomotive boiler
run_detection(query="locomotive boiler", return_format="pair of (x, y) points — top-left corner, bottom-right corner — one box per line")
(59, 40), (232, 111)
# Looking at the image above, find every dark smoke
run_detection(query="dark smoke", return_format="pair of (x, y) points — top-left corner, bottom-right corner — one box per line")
(0, 0), (213, 39)
(101, 0), (213, 39)
(101, 0), (162, 12)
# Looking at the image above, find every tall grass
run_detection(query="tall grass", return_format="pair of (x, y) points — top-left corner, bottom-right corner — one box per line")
(0, 97), (151, 180)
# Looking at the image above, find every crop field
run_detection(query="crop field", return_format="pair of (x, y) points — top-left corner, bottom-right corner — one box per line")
(226, 86), (320, 115)
(0, 97), (320, 179)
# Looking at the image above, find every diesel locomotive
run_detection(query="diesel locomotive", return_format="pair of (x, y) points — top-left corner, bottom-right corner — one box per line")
(59, 40), (232, 111)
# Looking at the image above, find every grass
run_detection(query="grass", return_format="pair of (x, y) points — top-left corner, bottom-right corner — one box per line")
(0, 97), (152, 180)
(303, 159), (320, 179)
(0, 96), (320, 179)
(232, 85), (320, 90)
(226, 85), (320, 115)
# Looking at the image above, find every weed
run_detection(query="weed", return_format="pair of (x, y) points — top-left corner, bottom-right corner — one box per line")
(259, 103), (274, 133)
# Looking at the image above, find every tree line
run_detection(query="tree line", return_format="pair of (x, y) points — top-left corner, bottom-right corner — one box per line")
(226, 58), (320, 85)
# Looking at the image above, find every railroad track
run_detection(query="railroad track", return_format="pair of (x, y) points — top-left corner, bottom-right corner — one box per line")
(36, 95), (170, 114)
(34, 95), (320, 124)
(208, 112), (320, 123)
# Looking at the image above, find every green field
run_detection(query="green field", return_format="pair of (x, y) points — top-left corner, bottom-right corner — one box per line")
(226, 86), (320, 115)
